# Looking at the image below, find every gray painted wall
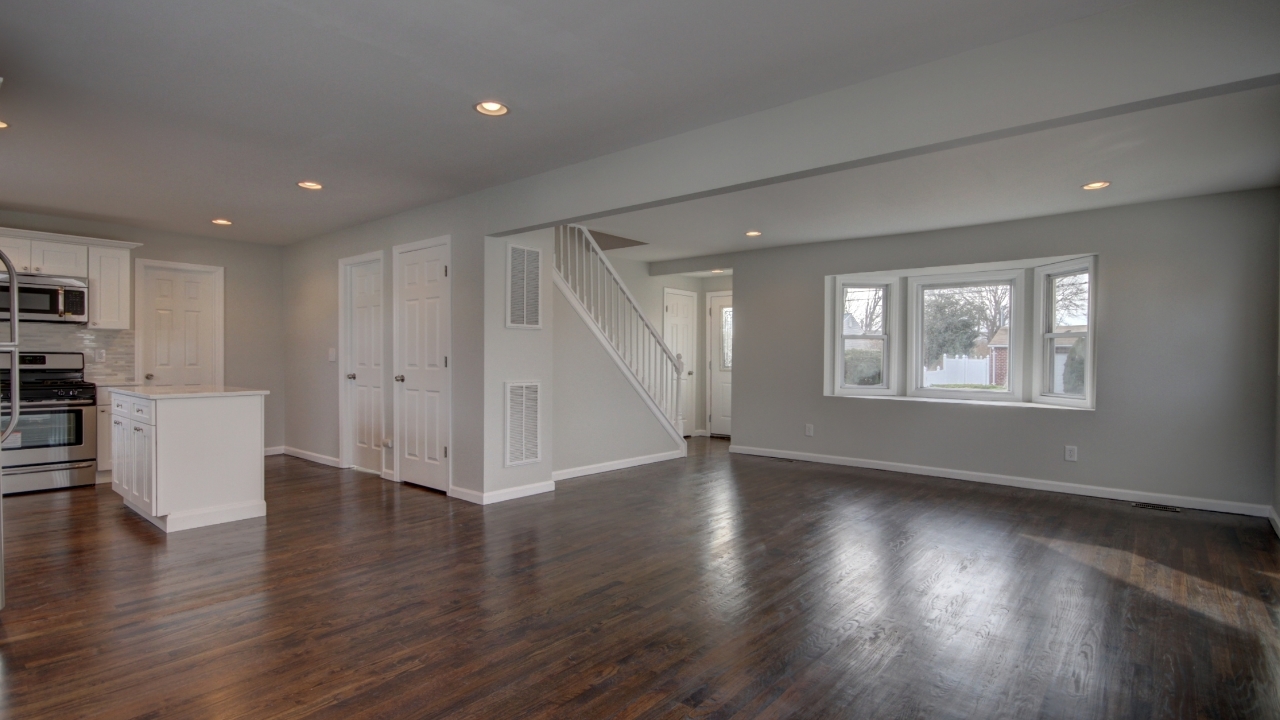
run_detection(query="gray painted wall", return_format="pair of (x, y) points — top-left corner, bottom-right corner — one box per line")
(552, 287), (678, 471)
(485, 231), (555, 493)
(0, 208), (287, 448)
(707, 189), (1279, 507)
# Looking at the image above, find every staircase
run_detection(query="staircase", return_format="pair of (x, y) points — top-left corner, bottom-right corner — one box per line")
(552, 225), (687, 447)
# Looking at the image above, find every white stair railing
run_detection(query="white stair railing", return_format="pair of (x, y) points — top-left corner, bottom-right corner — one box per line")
(553, 225), (685, 435)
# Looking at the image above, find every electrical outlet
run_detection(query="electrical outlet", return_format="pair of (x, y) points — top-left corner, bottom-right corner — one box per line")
(1065, 445), (1078, 462)
(805, 424), (814, 437)
(328, 347), (337, 362)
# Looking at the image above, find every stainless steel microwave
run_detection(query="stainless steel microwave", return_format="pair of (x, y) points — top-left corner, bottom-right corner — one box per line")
(0, 274), (88, 324)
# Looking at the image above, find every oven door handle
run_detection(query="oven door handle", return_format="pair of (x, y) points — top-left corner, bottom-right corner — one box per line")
(1, 461), (95, 476)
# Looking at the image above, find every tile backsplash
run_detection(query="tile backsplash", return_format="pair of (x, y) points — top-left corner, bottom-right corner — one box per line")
(16, 323), (135, 384)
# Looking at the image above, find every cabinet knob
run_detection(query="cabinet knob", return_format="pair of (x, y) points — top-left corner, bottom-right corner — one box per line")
(21, 266), (28, 271)
(134, 427), (142, 432)
(347, 373), (356, 380)
(145, 373), (154, 380)
(92, 322), (99, 326)
(395, 375), (405, 382)
(34, 267), (40, 272)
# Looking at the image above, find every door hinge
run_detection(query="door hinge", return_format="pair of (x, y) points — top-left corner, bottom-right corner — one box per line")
(444, 356), (448, 368)
(444, 446), (448, 458)
(444, 265), (448, 277)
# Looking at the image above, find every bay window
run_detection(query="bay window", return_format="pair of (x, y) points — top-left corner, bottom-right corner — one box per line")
(825, 255), (1096, 408)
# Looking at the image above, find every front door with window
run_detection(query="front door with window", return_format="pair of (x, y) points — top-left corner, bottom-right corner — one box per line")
(708, 292), (732, 436)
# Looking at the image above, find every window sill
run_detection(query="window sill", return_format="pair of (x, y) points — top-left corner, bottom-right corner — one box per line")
(827, 393), (1093, 410)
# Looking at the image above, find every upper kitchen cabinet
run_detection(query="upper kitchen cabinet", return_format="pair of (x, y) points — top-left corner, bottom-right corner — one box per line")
(0, 237), (32, 272)
(0, 227), (140, 329)
(88, 246), (131, 329)
(31, 240), (88, 277)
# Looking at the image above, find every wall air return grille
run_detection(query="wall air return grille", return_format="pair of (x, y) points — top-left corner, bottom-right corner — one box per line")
(505, 382), (541, 466)
(507, 245), (541, 329)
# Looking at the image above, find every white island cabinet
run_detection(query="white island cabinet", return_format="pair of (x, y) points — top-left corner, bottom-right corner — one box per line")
(109, 386), (268, 532)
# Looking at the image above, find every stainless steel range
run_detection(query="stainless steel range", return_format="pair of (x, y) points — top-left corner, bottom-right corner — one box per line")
(0, 352), (97, 494)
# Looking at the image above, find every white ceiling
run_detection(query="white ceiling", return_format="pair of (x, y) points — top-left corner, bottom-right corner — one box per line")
(0, 0), (1125, 244)
(590, 84), (1280, 265)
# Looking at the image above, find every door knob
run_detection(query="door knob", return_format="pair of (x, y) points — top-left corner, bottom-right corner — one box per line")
(687, 371), (693, 376)
(145, 373), (154, 380)
(395, 375), (405, 382)
(347, 373), (356, 380)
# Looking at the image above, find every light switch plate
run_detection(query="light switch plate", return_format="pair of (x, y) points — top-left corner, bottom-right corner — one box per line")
(328, 347), (337, 362)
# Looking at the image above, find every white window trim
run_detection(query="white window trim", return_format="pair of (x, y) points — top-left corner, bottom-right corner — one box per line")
(1032, 256), (1096, 409)
(825, 254), (1096, 409)
(907, 268), (1024, 402)
(827, 275), (901, 396)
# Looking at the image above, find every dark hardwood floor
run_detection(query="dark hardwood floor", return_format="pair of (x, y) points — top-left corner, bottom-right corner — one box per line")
(1, 438), (1278, 718)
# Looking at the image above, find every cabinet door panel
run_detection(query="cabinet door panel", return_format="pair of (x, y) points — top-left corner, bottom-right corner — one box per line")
(134, 421), (156, 515)
(0, 238), (31, 272)
(88, 246), (131, 329)
(110, 416), (128, 495)
(97, 406), (113, 472)
(30, 241), (88, 277)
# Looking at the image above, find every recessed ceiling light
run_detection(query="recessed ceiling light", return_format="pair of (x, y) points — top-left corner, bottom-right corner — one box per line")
(475, 101), (509, 116)
(297, 181), (323, 190)
(711, 269), (724, 274)
(211, 218), (232, 226)
(0, 121), (8, 129)
(745, 230), (762, 237)
(1081, 181), (1111, 190)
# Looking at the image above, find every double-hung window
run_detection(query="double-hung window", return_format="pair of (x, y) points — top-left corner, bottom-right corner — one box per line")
(831, 278), (898, 396)
(826, 255), (1096, 408)
(1034, 257), (1095, 408)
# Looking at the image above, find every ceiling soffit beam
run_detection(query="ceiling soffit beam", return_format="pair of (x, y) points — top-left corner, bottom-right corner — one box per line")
(492, 72), (1280, 239)
(480, 0), (1280, 238)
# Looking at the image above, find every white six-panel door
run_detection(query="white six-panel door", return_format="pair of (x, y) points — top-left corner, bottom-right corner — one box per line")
(137, 261), (223, 388)
(663, 288), (696, 437)
(394, 240), (450, 491)
(343, 255), (384, 472)
(708, 291), (732, 437)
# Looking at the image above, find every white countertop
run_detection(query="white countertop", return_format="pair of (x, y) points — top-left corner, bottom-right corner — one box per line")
(108, 386), (269, 400)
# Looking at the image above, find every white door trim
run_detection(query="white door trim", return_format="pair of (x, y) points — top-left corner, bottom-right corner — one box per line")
(706, 290), (732, 436)
(338, 250), (384, 471)
(134, 259), (225, 386)
(392, 236), (451, 489)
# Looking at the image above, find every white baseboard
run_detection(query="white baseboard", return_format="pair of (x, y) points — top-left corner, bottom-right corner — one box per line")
(552, 449), (686, 482)
(448, 481), (555, 505)
(165, 500), (267, 532)
(729, 445), (1272, 518)
(282, 447), (344, 468)
(123, 498), (267, 532)
(96, 469), (113, 485)
(381, 469), (397, 481)
(690, 430), (710, 437)
(1270, 508), (1280, 538)
(264, 446), (285, 456)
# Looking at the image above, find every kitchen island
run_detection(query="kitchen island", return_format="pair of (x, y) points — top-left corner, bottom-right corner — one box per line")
(109, 386), (268, 532)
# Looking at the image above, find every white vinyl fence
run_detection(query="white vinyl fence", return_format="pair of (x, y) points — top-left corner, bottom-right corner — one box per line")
(923, 355), (991, 386)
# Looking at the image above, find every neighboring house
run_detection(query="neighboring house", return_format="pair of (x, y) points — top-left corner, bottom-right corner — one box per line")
(988, 327), (1010, 387)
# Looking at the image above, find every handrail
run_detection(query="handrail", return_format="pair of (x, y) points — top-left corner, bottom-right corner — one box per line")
(553, 225), (685, 432)
(571, 225), (682, 371)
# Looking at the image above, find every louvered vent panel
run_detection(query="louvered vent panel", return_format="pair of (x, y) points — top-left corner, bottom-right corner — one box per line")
(506, 382), (541, 465)
(508, 245), (541, 328)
